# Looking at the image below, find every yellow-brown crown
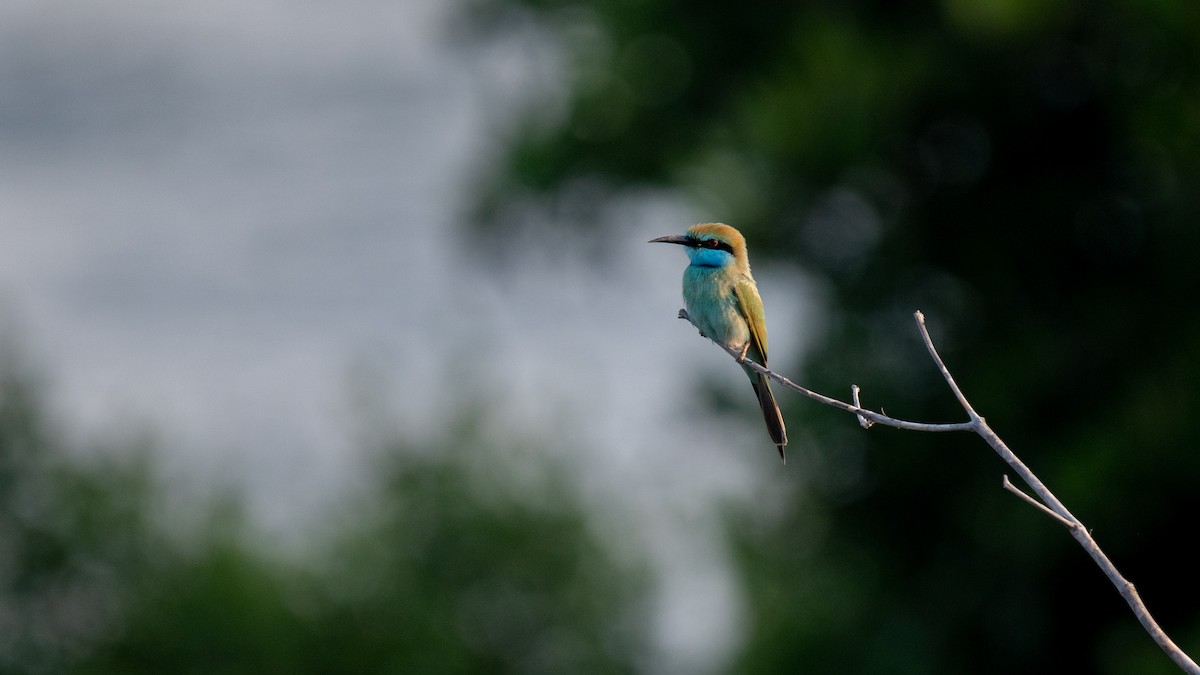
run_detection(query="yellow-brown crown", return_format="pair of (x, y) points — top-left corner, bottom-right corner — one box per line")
(686, 223), (748, 263)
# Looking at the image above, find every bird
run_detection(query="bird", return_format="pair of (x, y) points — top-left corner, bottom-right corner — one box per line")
(649, 223), (788, 462)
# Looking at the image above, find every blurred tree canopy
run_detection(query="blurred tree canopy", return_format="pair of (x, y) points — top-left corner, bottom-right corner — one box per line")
(0, 346), (649, 674)
(465, 0), (1200, 672)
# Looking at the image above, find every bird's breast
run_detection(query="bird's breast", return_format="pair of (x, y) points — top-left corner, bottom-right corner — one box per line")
(681, 266), (750, 350)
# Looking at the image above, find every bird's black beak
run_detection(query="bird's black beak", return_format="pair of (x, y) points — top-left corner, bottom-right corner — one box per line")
(648, 235), (692, 246)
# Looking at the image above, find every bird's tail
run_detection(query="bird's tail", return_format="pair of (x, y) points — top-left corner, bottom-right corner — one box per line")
(751, 374), (788, 463)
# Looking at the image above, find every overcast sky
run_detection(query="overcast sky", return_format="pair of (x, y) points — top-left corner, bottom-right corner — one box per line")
(0, 2), (819, 671)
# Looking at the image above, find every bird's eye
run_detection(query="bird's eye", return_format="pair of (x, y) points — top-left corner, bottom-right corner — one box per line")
(703, 239), (719, 248)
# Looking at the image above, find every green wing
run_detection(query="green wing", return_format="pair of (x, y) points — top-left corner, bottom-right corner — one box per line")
(734, 275), (787, 460)
(733, 276), (769, 364)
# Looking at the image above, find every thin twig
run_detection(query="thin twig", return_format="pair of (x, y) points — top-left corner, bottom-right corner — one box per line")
(1002, 475), (1076, 529)
(677, 307), (1199, 674)
(851, 385), (873, 429)
(913, 310), (979, 420)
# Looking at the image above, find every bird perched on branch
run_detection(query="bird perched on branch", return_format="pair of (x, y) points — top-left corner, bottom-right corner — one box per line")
(650, 223), (788, 462)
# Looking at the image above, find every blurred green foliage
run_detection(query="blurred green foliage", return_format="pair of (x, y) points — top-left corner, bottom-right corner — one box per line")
(465, 0), (1200, 672)
(0, 347), (649, 674)
(0, 347), (159, 675)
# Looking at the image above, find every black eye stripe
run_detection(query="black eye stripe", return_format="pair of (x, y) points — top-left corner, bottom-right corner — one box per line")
(692, 237), (734, 254)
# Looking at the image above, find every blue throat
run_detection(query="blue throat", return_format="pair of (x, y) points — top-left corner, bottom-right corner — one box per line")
(686, 247), (734, 268)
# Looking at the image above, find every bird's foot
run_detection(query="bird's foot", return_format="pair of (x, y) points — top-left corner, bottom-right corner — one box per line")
(736, 341), (751, 364)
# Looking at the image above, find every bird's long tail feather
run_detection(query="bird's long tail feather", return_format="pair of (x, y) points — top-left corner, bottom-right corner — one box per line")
(751, 375), (788, 463)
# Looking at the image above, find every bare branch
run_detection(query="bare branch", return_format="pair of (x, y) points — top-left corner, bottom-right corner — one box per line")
(913, 312), (1198, 675)
(675, 307), (1199, 674)
(712, 339), (976, 433)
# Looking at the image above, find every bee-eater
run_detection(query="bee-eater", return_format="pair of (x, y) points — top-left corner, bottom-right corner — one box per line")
(650, 223), (788, 462)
